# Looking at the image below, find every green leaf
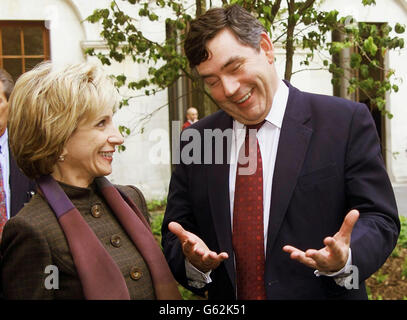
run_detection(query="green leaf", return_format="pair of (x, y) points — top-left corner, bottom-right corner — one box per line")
(395, 23), (405, 34)
(350, 53), (362, 68)
(119, 125), (131, 137)
(360, 64), (369, 78)
(101, 9), (109, 19)
(362, 0), (376, 5)
(363, 36), (378, 56)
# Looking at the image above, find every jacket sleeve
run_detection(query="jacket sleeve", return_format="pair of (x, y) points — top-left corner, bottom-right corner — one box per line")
(345, 103), (400, 281)
(161, 160), (208, 296)
(0, 216), (54, 299)
(124, 185), (151, 226)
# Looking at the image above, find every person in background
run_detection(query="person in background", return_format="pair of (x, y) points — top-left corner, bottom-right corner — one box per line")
(162, 4), (399, 300)
(0, 68), (36, 241)
(0, 61), (181, 300)
(182, 107), (199, 130)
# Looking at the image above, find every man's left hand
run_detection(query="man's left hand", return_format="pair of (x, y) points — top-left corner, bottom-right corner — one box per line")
(282, 209), (359, 272)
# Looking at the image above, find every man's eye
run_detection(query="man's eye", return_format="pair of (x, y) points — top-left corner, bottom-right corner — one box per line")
(207, 80), (219, 87)
(232, 64), (242, 72)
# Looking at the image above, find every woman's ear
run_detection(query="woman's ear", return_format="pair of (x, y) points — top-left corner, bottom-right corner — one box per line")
(59, 147), (68, 162)
(259, 32), (275, 64)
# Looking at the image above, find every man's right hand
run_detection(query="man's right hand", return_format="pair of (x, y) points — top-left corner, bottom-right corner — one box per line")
(168, 222), (229, 273)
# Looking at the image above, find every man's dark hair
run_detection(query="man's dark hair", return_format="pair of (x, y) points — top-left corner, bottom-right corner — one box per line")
(184, 4), (266, 69)
(0, 68), (14, 100)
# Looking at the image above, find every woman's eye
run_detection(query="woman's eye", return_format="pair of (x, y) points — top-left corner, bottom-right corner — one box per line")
(97, 120), (105, 127)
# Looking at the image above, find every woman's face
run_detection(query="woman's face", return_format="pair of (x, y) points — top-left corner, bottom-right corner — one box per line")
(52, 105), (124, 188)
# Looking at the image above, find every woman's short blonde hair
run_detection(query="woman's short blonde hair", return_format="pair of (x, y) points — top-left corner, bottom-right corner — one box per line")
(8, 61), (120, 179)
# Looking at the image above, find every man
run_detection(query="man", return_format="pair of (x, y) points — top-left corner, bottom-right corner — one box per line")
(0, 68), (36, 240)
(182, 107), (199, 130)
(162, 5), (399, 299)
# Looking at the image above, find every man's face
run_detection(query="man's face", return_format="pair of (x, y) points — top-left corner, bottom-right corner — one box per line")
(0, 81), (9, 137)
(196, 28), (276, 125)
(187, 109), (198, 122)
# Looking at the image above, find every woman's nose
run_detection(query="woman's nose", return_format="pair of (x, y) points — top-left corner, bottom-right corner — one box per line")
(108, 127), (124, 145)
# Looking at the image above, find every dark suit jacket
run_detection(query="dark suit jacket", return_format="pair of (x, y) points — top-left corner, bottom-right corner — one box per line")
(162, 82), (400, 300)
(9, 148), (36, 217)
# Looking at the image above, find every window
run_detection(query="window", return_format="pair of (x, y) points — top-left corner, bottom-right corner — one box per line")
(0, 21), (50, 82)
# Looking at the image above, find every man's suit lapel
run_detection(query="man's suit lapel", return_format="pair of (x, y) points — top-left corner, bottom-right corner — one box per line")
(8, 145), (18, 216)
(206, 112), (236, 292)
(265, 84), (313, 260)
(8, 143), (36, 217)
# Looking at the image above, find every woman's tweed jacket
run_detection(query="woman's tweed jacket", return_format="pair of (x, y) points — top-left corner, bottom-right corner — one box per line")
(0, 181), (156, 299)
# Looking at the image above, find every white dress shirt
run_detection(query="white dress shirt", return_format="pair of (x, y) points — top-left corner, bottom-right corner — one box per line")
(229, 79), (288, 248)
(0, 129), (10, 219)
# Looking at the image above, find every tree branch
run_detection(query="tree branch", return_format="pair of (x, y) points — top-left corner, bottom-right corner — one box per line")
(270, 0), (282, 23)
(298, 0), (316, 16)
(284, 0), (296, 81)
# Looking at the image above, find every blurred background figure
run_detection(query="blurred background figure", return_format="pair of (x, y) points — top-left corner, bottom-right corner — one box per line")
(182, 107), (199, 130)
(0, 68), (36, 242)
(0, 62), (180, 300)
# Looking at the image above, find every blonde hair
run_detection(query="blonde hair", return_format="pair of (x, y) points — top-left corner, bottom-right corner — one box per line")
(8, 61), (120, 179)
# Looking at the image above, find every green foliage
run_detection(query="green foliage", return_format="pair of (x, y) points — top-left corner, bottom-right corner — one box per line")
(402, 256), (407, 279)
(372, 269), (388, 284)
(85, 0), (405, 132)
(398, 215), (407, 248)
(150, 211), (164, 240)
(147, 198), (167, 212)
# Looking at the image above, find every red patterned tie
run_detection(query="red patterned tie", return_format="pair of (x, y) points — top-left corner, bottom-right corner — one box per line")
(0, 163), (7, 241)
(233, 121), (266, 300)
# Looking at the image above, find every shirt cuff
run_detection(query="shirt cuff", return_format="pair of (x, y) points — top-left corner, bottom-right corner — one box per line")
(185, 259), (212, 289)
(314, 248), (353, 287)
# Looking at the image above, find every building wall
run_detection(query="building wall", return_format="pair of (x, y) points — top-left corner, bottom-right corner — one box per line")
(319, 0), (407, 183)
(0, 0), (173, 200)
(1, 0), (406, 201)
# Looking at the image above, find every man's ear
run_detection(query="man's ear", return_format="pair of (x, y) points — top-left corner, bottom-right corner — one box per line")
(259, 32), (274, 64)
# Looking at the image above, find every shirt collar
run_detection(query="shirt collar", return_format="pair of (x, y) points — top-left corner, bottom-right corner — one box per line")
(234, 79), (289, 130)
(264, 79), (288, 129)
(0, 129), (8, 154)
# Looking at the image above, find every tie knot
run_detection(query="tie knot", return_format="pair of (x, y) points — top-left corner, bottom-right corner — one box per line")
(246, 120), (266, 132)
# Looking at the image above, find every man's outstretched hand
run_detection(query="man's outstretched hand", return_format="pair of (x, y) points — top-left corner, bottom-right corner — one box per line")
(283, 209), (360, 273)
(168, 222), (229, 273)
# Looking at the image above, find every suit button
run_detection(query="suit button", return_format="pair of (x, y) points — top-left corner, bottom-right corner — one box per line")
(110, 234), (121, 247)
(130, 267), (142, 281)
(91, 204), (102, 218)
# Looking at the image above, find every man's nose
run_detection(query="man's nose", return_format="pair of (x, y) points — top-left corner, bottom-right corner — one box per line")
(222, 76), (239, 98)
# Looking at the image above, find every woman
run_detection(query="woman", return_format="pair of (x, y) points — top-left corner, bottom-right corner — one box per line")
(0, 62), (181, 300)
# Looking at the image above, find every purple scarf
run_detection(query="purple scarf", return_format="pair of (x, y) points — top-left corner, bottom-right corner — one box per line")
(36, 175), (181, 300)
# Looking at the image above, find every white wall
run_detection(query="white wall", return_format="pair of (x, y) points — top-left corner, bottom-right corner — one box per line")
(0, 0), (173, 200)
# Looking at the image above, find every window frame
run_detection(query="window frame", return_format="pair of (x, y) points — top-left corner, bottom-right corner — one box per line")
(0, 20), (50, 74)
